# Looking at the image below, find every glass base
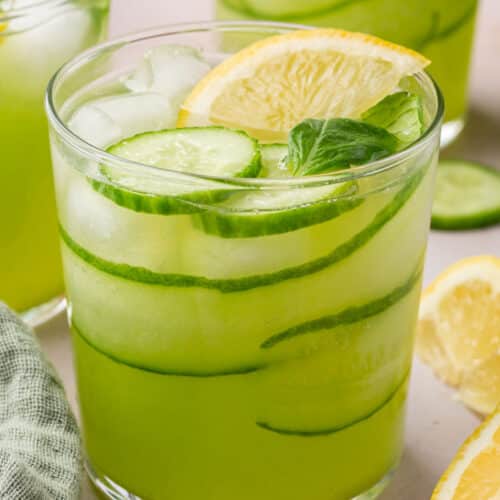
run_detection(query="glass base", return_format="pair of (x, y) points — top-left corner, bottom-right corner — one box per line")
(352, 469), (395, 500)
(21, 295), (66, 328)
(86, 460), (395, 500)
(440, 116), (465, 149)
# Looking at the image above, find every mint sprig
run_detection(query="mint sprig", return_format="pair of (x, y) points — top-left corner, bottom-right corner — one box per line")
(288, 118), (398, 176)
(287, 91), (425, 176)
(361, 91), (424, 147)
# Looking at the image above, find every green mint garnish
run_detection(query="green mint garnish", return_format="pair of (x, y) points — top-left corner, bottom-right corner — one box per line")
(361, 91), (424, 148)
(288, 118), (398, 176)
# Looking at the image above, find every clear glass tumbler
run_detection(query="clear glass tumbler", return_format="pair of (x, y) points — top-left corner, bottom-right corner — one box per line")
(46, 21), (443, 500)
(0, 0), (109, 324)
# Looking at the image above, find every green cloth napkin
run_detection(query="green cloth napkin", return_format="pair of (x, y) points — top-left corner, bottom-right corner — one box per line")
(0, 302), (81, 500)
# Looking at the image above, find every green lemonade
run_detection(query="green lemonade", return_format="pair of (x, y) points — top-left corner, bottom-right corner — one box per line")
(47, 25), (442, 500)
(217, 0), (477, 137)
(0, 0), (108, 313)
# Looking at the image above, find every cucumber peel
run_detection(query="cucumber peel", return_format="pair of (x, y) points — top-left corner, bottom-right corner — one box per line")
(73, 323), (263, 377)
(260, 263), (422, 348)
(59, 166), (424, 293)
(195, 143), (361, 238)
(256, 371), (408, 436)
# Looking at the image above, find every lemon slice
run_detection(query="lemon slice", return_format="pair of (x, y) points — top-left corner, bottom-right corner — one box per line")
(417, 256), (500, 414)
(177, 29), (429, 141)
(431, 408), (500, 499)
(460, 354), (500, 416)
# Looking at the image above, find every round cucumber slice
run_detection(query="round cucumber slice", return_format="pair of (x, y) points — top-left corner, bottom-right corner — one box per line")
(195, 143), (361, 238)
(92, 127), (261, 215)
(432, 160), (500, 230)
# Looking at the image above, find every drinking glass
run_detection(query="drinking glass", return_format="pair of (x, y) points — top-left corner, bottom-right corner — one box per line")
(0, 0), (109, 324)
(46, 21), (443, 500)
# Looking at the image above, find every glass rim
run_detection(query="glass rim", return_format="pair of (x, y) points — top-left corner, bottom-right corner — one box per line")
(45, 20), (445, 189)
(0, 0), (70, 22)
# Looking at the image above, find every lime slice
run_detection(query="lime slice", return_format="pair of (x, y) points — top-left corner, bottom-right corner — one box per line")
(431, 160), (500, 230)
(91, 127), (261, 215)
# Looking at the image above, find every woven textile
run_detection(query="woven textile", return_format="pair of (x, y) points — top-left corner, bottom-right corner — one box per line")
(0, 302), (81, 499)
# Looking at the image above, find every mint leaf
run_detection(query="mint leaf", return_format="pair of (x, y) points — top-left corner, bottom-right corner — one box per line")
(288, 118), (398, 176)
(362, 91), (424, 147)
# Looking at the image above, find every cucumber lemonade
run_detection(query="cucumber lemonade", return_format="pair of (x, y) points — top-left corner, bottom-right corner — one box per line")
(46, 23), (443, 499)
(0, 0), (108, 319)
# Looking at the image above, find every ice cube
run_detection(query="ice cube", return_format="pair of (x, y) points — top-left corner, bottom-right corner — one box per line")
(69, 104), (121, 148)
(63, 173), (183, 272)
(68, 92), (176, 148)
(124, 45), (211, 107)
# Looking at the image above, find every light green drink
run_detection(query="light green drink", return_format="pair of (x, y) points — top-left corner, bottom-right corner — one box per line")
(0, 0), (108, 319)
(217, 0), (477, 146)
(46, 23), (443, 500)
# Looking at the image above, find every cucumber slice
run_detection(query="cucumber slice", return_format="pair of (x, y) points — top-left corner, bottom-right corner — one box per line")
(431, 160), (500, 230)
(260, 144), (289, 178)
(254, 278), (418, 434)
(62, 234), (423, 374)
(256, 374), (408, 437)
(60, 164), (429, 373)
(73, 323), (262, 377)
(59, 165), (426, 293)
(195, 143), (361, 238)
(261, 264), (422, 349)
(92, 127), (261, 215)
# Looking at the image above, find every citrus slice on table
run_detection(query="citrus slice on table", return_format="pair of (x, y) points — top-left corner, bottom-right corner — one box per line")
(416, 256), (500, 414)
(431, 408), (500, 499)
(177, 29), (429, 141)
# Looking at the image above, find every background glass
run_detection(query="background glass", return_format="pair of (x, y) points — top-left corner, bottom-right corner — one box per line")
(47, 22), (443, 500)
(217, 0), (477, 146)
(0, 0), (109, 324)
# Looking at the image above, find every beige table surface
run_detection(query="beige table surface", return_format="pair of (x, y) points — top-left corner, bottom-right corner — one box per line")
(37, 1), (500, 498)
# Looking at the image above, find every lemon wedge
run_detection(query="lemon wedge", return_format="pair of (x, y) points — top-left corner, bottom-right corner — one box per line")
(177, 29), (429, 141)
(417, 256), (500, 415)
(432, 408), (500, 499)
